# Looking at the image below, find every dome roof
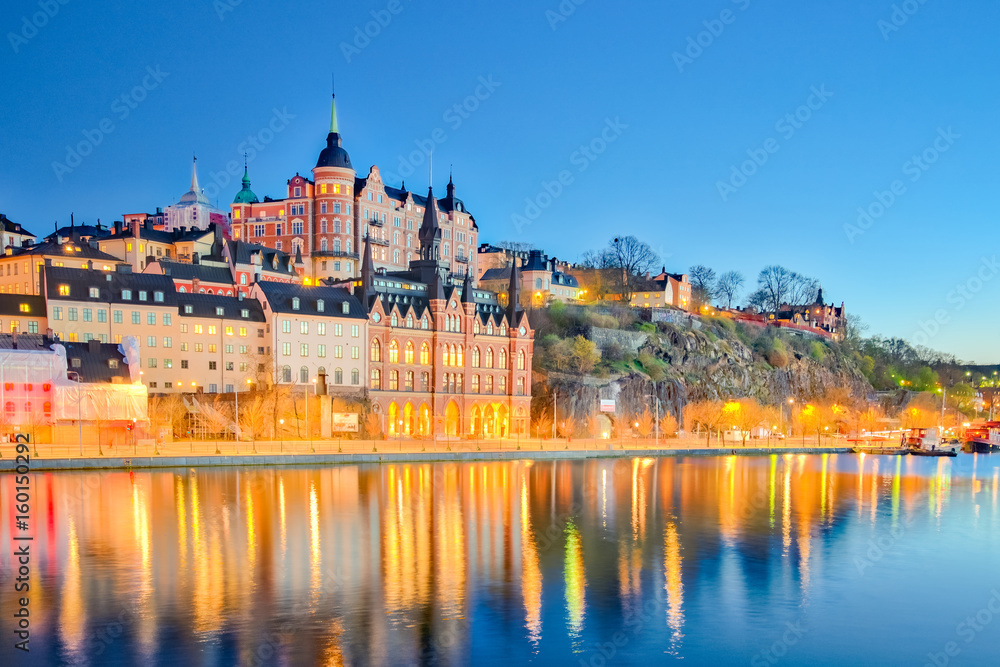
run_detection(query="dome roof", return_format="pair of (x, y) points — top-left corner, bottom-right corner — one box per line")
(233, 167), (259, 204)
(316, 132), (353, 170)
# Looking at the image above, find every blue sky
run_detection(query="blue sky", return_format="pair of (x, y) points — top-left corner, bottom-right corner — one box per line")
(1, 0), (997, 362)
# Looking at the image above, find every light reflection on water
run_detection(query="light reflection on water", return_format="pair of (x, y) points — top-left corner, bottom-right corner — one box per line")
(1, 455), (999, 665)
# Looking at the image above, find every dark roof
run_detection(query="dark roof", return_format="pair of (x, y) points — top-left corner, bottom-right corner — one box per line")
(0, 333), (51, 351)
(481, 265), (579, 289)
(257, 281), (366, 319)
(11, 240), (123, 263)
(102, 225), (214, 245)
(176, 293), (266, 322)
(154, 260), (233, 285)
(61, 340), (132, 383)
(0, 213), (35, 238)
(226, 240), (297, 273)
(44, 266), (179, 306)
(43, 224), (110, 242)
(0, 294), (46, 318)
(316, 131), (353, 169)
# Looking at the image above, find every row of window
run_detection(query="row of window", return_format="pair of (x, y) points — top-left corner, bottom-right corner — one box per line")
(370, 339), (526, 369)
(369, 370), (525, 395)
(282, 342), (360, 359)
(2, 320), (39, 334)
(281, 320), (359, 335)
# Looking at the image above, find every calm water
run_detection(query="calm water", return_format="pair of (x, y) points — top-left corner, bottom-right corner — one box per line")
(2, 454), (1000, 666)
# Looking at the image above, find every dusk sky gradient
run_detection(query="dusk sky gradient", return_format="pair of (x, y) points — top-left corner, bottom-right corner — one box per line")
(1, 0), (997, 361)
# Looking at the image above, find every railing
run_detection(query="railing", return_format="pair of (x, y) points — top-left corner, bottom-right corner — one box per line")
(455, 253), (470, 263)
(366, 218), (384, 227)
(312, 250), (360, 260)
(364, 233), (389, 247)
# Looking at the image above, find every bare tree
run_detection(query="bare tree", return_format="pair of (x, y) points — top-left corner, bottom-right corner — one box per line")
(843, 313), (868, 347)
(755, 265), (796, 311)
(689, 265), (717, 310)
(788, 274), (820, 305)
(715, 270), (744, 309)
(605, 236), (658, 303)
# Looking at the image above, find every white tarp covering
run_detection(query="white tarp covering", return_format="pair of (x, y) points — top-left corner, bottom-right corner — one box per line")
(0, 344), (147, 424)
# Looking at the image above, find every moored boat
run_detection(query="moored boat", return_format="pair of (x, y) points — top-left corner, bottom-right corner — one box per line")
(964, 422), (1000, 453)
(850, 436), (909, 455)
(906, 427), (959, 457)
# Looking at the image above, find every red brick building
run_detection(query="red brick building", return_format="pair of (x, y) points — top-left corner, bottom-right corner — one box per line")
(350, 191), (532, 439)
(229, 94), (479, 286)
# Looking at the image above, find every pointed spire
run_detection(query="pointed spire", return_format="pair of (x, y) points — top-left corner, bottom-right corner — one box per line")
(360, 237), (375, 295)
(330, 92), (339, 134)
(446, 166), (455, 200)
(507, 257), (523, 322)
(418, 185), (442, 261)
(461, 269), (474, 304)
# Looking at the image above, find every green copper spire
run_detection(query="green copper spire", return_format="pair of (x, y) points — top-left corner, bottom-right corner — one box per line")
(330, 93), (339, 134)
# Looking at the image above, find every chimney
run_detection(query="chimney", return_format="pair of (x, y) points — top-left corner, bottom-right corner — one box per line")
(192, 277), (200, 291)
(12, 329), (18, 349)
(192, 252), (200, 265)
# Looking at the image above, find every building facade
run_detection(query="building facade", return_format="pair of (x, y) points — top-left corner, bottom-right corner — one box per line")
(229, 94), (479, 284)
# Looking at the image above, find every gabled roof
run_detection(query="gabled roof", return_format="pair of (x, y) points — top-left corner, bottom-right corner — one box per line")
(61, 340), (133, 383)
(0, 213), (35, 238)
(176, 293), (266, 322)
(256, 281), (366, 319)
(152, 259), (233, 285)
(9, 240), (123, 263)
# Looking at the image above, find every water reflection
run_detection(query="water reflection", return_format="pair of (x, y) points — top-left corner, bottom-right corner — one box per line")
(2, 454), (999, 665)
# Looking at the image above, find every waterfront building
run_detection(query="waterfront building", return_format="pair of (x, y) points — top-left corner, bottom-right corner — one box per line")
(349, 189), (533, 438)
(252, 281), (368, 395)
(229, 94), (478, 284)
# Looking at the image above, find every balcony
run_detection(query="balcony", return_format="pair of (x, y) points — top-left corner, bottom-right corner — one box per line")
(455, 253), (470, 263)
(366, 217), (384, 228)
(312, 250), (359, 260)
(364, 233), (389, 247)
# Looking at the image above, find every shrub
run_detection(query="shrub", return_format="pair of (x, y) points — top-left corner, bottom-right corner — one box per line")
(638, 322), (656, 334)
(810, 340), (826, 362)
(603, 342), (625, 363)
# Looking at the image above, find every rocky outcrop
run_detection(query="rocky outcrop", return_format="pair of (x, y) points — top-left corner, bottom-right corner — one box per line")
(536, 322), (872, 425)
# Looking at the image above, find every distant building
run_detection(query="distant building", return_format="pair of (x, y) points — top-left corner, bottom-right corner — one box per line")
(0, 213), (36, 250)
(163, 159), (229, 233)
(772, 289), (846, 338)
(478, 246), (580, 306)
(630, 267), (693, 312)
(0, 238), (124, 296)
(0, 293), (47, 335)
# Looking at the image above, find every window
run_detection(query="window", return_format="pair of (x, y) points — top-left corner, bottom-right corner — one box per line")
(163, 337), (172, 348)
(147, 313), (156, 325)
(58, 284), (70, 296)
(282, 342), (291, 356)
(388, 370), (399, 391)
(317, 322), (326, 336)
(300, 343), (308, 357)
(352, 324), (359, 338)
(292, 297), (300, 311)
(485, 376), (493, 394)
(53, 307), (63, 320)
(420, 343), (430, 365)
(209, 361), (217, 370)
(139, 291), (148, 302)
(351, 346), (359, 360)
(404, 341), (414, 364)
(472, 347), (480, 367)
(180, 324), (188, 334)
(88, 287), (99, 298)
(405, 371), (414, 391)
(148, 359), (157, 368)
(318, 344), (326, 358)
(486, 348), (493, 368)
(208, 326), (217, 335)
(194, 324), (203, 335)
(239, 327), (247, 337)
(517, 377), (525, 395)
(154, 291), (164, 302)
(282, 320), (291, 333)
(421, 317), (428, 330)
(68, 307), (78, 321)
(472, 375), (480, 394)
(184, 305), (193, 314)
(163, 313), (171, 326)
(132, 311), (140, 325)
(370, 338), (381, 362)
(334, 368), (343, 384)
(370, 369), (381, 390)
(500, 376), (507, 394)
(334, 345), (343, 358)
(499, 349), (507, 369)
(97, 309), (107, 323)
(122, 289), (132, 300)
(164, 359), (173, 369)
(300, 321), (308, 335)
(215, 307), (225, 316)
(282, 366), (292, 383)
(147, 336), (156, 347)
(300, 366), (309, 383)
(352, 369), (359, 385)
(518, 350), (526, 370)
(389, 340), (398, 363)
(226, 326), (234, 336)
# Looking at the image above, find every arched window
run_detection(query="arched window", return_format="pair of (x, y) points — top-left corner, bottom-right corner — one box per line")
(499, 349), (507, 369)
(485, 347), (494, 368)
(300, 366), (309, 384)
(389, 370), (399, 390)
(499, 376), (506, 394)
(405, 371), (414, 391)
(454, 316), (461, 333)
(406, 314), (413, 328)
(282, 365), (292, 383)
(500, 323), (507, 336)
(517, 377), (525, 395)
(391, 312), (398, 327)
(456, 346), (464, 366)
(334, 368), (343, 384)
(518, 350), (526, 370)
(421, 316), (428, 330)
(421, 372), (429, 391)
(487, 322), (494, 335)
(420, 342), (430, 365)
(474, 320), (480, 334)
(370, 369), (381, 390)
(320, 238), (328, 252)
(240, 274), (247, 285)
(370, 339), (381, 362)
(389, 340), (399, 363)
(404, 341), (414, 364)
(472, 347), (480, 367)
(485, 376), (494, 394)
(443, 345), (451, 367)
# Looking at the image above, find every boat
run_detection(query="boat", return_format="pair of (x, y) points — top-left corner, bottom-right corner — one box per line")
(850, 435), (909, 456)
(905, 427), (959, 457)
(964, 422), (1000, 453)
